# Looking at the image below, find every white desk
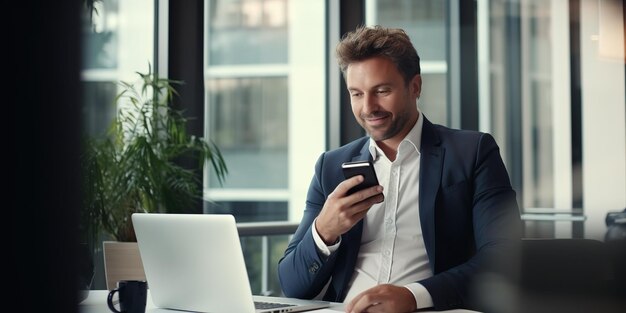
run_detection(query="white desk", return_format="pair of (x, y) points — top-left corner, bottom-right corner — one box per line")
(78, 290), (477, 313)
(78, 290), (346, 313)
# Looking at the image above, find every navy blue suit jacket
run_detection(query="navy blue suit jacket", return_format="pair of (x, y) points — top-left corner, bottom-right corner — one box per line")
(278, 117), (521, 310)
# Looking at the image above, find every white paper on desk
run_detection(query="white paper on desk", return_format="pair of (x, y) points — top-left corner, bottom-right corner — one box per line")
(309, 309), (344, 313)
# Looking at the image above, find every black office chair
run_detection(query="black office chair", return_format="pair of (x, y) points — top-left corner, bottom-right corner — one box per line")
(605, 209), (626, 299)
(473, 238), (624, 313)
(520, 238), (609, 294)
(513, 238), (626, 313)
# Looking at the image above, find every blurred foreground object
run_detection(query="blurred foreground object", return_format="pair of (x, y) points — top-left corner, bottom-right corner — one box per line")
(605, 208), (626, 299)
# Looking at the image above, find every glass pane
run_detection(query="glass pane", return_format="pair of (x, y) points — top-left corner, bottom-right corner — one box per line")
(206, 77), (288, 188)
(204, 201), (288, 222)
(529, 79), (553, 207)
(208, 0), (288, 65)
(524, 0), (553, 208)
(240, 235), (290, 296)
(373, 0), (448, 126)
(375, 0), (446, 61)
(82, 82), (117, 136)
(82, 0), (119, 69)
(488, 0), (508, 159)
(418, 73), (447, 125)
(81, 0), (155, 291)
(488, 0), (556, 237)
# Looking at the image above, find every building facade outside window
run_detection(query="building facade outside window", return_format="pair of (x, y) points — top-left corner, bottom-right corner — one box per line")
(203, 0), (326, 295)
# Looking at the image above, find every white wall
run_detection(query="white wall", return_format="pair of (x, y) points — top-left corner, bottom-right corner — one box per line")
(580, 0), (626, 239)
(288, 0), (327, 222)
(118, 0), (154, 81)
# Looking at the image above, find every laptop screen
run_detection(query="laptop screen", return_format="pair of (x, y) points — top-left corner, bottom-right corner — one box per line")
(131, 213), (330, 313)
(132, 213), (257, 313)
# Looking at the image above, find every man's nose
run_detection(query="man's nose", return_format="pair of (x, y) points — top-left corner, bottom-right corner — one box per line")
(362, 93), (379, 115)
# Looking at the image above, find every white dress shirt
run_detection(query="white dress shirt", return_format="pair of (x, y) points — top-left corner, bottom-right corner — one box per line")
(312, 115), (434, 309)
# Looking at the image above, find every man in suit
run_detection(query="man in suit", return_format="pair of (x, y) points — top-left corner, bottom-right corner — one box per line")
(278, 25), (521, 312)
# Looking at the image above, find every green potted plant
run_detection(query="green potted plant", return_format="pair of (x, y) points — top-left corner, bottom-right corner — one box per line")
(80, 65), (227, 289)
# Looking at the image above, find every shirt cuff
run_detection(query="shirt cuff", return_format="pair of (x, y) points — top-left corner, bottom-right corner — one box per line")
(311, 218), (341, 257)
(404, 283), (434, 310)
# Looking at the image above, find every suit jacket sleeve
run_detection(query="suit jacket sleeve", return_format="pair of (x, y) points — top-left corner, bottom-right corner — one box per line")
(277, 152), (338, 299)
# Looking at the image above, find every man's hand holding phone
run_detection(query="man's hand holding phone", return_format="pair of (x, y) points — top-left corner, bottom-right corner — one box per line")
(314, 161), (384, 245)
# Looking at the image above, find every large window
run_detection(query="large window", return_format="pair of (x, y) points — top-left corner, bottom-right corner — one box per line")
(203, 0), (326, 222)
(81, 0), (155, 137)
(206, 77), (289, 190)
(367, 0), (449, 126)
(81, 0), (155, 290)
(204, 0), (291, 220)
(79, 0), (625, 294)
(203, 0), (327, 295)
(481, 0), (625, 239)
(207, 0), (288, 65)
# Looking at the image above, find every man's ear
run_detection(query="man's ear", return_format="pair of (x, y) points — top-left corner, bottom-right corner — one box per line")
(411, 74), (422, 99)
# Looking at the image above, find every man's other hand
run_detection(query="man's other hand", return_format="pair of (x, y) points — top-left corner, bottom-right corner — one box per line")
(346, 284), (417, 313)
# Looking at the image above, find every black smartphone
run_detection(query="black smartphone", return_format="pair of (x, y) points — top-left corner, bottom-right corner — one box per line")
(341, 160), (380, 195)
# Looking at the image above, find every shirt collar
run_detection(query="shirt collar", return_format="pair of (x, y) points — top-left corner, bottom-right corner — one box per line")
(368, 112), (423, 161)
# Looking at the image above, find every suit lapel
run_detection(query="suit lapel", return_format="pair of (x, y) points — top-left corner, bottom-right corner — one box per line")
(351, 139), (372, 162)
(419, 118), (443, 268)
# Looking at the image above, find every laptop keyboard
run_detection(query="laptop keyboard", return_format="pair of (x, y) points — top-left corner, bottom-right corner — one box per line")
(254, 301), (296, 310)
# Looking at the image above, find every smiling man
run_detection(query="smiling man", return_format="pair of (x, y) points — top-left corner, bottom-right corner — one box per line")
(278, 25), (521, 313)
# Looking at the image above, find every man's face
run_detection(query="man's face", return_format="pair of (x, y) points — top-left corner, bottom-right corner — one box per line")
(346, 56), (421, 144)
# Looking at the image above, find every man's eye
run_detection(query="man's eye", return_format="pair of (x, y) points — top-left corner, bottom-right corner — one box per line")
(351, 92), (362, 97)
(377, 89), (391, 95)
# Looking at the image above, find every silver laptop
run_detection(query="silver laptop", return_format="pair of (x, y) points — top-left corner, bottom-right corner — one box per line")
(131, 213), (330, 313)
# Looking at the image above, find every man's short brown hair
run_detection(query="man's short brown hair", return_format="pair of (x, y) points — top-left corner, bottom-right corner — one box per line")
(335, 25), (421, 84)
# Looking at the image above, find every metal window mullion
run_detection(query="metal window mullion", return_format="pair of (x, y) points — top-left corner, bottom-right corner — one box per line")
(262, 235), (269, 295)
